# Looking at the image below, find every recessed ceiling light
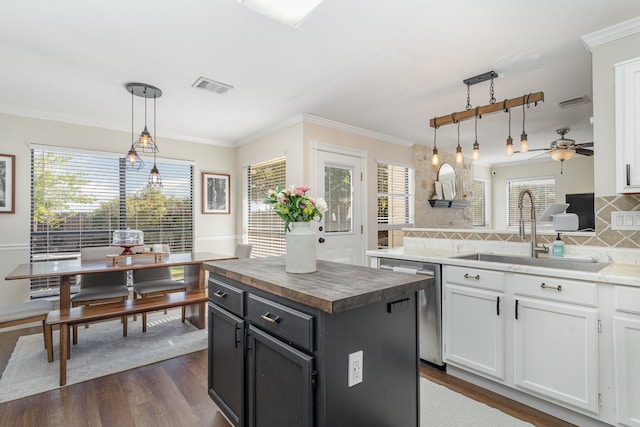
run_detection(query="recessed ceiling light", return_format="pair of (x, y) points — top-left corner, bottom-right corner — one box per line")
(239, 0), (322, 28)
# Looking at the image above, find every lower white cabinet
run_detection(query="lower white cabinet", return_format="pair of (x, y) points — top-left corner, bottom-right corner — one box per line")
(613, 286), (640, 427)
(514, 297), (599, 412)
(444, 266), (601, 416)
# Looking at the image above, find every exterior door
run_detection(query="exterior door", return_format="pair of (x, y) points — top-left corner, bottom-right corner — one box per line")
(314, 148), (365, 266)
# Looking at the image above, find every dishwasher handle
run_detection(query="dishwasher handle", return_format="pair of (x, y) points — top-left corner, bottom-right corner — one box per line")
(380, 264), (434, 275)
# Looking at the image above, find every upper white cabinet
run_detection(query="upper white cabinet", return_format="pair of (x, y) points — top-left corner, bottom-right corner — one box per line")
(615, 57), (640, 193)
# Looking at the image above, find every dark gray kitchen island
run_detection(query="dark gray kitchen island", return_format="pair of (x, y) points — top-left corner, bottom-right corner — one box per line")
(204, 256), (433, 427)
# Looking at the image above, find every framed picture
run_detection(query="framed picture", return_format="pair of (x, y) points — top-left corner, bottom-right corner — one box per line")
(0, 154), (15, 214)
(202, 172), (230, 214)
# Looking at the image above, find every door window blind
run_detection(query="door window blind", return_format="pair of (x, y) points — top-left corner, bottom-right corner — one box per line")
(507, 177), (556, 228)
(30, 147), (193, 296)
(247, 156), (286, 257)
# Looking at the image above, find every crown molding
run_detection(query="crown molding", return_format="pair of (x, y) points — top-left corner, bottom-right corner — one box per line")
(581, 16), (640, 52)
(235, 113), (415, 147)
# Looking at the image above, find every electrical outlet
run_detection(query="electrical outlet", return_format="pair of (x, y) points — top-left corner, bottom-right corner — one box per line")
(348, 350), (363, 387)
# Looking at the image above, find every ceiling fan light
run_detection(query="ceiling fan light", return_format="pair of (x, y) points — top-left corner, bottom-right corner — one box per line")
(505, 136), (514, 156)
(550, 148), (575, 161)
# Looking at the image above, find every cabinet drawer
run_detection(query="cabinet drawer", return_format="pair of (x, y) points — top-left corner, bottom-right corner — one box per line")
(615, 286), (640, 315)
(445, 265), (504, 291)
(512, 274), (597, 306)
(208, 277), (244, 317)
(247, 294), (314, 352)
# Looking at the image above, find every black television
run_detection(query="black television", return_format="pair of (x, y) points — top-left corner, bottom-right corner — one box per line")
(565, 193), (595, 232)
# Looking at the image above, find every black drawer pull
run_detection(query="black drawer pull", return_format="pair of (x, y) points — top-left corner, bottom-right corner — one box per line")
(627, 164), (631, 186)
(496, 296), (500, 316)
(541, 283), (562, 292)
(464, 273), (480, 280)
(213, 290), (227, 299)
(261, 312), (280, 324)
(234, 323), (242, 349)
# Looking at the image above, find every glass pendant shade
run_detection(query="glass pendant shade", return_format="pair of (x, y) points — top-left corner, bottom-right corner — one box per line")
(431, 147), (440, 166)
(505, 136), (514, 156)
(455, 145), (463, 163)
(520, 132), (529, 153)
(472, 141), (480, 161)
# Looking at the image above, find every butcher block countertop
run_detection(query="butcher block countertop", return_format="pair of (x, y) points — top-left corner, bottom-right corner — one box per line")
(204, 256), (433, 314)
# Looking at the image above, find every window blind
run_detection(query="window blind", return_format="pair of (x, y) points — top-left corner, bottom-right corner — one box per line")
(472, 179), (487, 227)
(247, 156), (286, 257)
(507, 177), (556, 227)
(30, 147), (193, 296)
(377, 163), (414, 228)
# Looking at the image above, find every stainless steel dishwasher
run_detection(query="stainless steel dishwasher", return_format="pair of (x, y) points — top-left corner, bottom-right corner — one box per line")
(378, 257), (443, 367)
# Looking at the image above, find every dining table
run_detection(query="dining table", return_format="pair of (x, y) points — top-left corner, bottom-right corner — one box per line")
(5, 251), (236, 329)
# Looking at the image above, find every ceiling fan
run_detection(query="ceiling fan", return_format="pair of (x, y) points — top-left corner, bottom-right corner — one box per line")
(522, 128), (594, 161)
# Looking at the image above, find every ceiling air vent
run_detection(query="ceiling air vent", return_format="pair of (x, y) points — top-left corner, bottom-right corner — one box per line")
(192, 77), (234, 95)
(556, 95), (590, 109)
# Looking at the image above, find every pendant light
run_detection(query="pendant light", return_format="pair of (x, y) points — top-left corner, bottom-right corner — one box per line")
(431, 117), (440, 166)
(472, 108), (480, 161)
(455, 121), (463, 163)
(505, 103), (514, 156)
(148, 92), (163, 188)
(126, 88), (144, 170)
(520, 94), (529, 153)
(126, 83), (161, 154)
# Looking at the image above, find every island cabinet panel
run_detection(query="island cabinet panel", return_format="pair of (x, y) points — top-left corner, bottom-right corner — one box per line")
(204, 257), (431, 427)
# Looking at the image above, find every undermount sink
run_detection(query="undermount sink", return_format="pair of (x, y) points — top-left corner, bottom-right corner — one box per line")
(453, 253), (609, 273)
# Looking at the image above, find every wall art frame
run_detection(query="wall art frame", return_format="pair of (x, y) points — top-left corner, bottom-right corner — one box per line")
(202, 172), (230, 214)
(0, 153), (15, 214)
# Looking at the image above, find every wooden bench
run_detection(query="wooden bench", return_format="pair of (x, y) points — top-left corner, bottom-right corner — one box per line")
(0, 300), (54, 358)
(45, 290), (208, 386)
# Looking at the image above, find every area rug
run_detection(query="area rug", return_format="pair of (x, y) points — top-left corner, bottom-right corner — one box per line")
(420, 377), (534, 426)
(0, 310), (207, 403)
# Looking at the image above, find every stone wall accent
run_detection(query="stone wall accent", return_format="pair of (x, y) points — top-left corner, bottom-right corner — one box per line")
(406, 194), (640, 249)
(413, 144), (473, 229)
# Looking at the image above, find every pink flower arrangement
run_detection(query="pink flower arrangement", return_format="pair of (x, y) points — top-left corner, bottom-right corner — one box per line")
(265, 185), (328, 232)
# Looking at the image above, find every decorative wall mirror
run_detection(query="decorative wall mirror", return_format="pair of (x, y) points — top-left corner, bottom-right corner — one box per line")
(438, 163), (456, 200)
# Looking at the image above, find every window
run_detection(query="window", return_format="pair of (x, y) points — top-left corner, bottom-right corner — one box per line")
(247, 156), (286, 257)
(507, 177), (556, 228)
(376, 163), (414, 248)
(472, 179), (488, 227)
(30, 147), (193, 296)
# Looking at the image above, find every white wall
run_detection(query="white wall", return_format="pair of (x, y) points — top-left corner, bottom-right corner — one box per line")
(489, 156), (594, 229)
(0, 113), (237, 305)
(590, 32), (640, 196)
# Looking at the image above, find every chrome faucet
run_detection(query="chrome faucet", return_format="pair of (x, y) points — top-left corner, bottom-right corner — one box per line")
(518, 189), (549, 258)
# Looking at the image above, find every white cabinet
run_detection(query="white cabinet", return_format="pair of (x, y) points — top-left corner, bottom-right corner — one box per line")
(513, 275), (599, 413)
(613, 286), (640, 427)
(615, 57), (640, 193)
(443, 266), (505, 380)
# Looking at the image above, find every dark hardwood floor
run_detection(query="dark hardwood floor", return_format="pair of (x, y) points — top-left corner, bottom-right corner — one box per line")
(0, 327), (574, 427)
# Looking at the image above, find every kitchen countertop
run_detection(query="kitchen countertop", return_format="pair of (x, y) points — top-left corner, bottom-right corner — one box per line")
(204, 256), (433, 314)
(367, 248), (640, 287)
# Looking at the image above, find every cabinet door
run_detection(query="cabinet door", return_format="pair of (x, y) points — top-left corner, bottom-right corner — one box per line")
(208, 303), (245, 427)
(613, 315), (640, 426)
(514, 297), (599, 413)
(615, 58), (640, 192)
(444, 283), (505, 380)
(247, 325), (314, 427)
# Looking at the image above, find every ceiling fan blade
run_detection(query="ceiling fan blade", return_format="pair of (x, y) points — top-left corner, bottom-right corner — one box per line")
(513, 148), (549, 154)
(578, 142), (594, 148)
(576, 147), (594, 156)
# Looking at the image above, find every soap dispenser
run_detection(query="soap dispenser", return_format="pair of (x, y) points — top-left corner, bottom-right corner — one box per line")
(552, 233), (565, 257)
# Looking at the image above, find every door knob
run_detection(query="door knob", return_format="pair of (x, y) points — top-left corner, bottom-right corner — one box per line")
(318, 238), (325, 243)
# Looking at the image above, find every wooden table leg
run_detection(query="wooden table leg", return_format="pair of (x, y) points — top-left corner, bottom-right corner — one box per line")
(59, 323), (68, 386)
(44, 322), (53, 363)
(183, 263), (205, 329)
(59, 275), (71, 311)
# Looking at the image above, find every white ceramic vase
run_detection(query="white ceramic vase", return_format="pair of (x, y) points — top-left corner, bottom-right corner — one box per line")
(285, 222), (317, 273)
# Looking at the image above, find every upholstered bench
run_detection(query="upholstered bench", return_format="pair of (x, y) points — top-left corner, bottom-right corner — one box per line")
(0, 300), (54, 358)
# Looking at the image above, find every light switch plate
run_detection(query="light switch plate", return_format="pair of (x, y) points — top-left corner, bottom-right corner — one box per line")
(348, 350), (363, 387)
(611, 211), (640, 230)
